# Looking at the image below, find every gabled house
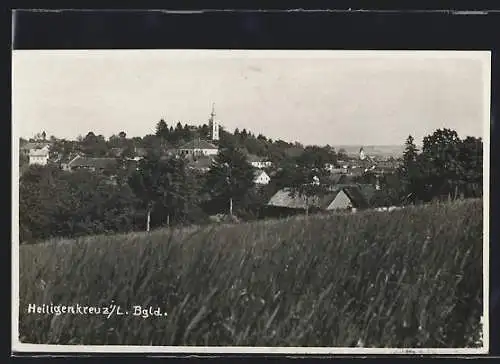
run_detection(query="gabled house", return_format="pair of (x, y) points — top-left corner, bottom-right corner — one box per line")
(28, 145), (50, 166)
(253, 169), (271, 185)
(266, 185), (370, 215)
(178, 139), (219, 157)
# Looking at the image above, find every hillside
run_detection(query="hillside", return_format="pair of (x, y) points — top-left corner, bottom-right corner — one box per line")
(19, 199), (483, 347)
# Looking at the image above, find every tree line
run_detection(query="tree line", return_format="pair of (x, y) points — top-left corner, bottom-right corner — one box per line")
(19, 124), (483, 244)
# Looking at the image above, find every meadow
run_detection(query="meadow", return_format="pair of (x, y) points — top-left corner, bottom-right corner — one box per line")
(18, 199), (484, 347)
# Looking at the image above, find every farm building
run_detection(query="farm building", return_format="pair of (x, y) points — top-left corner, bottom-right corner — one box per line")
(265, 185), (370, 218)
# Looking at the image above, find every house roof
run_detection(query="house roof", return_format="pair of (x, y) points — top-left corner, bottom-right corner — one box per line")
(29, 147), (50, 156)
(178, 139), (218, 150)
(68, 156), (118, 169)
(267, 188), (320, 210)
(267, 188), (337, 210)
(21, 142), (51, 151)
(267, 185), (371, 210)
(341, 186), (370, 209)
(253, 169), (268, 178)
(247, 154), (270, 163)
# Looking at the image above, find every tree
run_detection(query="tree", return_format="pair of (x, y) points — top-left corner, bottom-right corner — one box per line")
(128, 155), (202, 231)
(19, 166), (139, 242)
(155, 119), (168, 138)
(420, 128), (462, 201)
(369, 173), (401, 207)
(456, 136), (483, 197)
(205, 147), (255, 217)
(398, 135), (423, 203)
(337, 148), (348, 160)
(81, 131), (108, 157)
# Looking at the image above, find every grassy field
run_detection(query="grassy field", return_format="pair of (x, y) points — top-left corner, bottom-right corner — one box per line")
(18, 199), (484, 347)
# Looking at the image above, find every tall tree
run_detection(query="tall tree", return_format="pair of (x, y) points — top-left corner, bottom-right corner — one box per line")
(457, 136), (483, 198)
(420, 128), (462, 200)
(398, 135), (422, 203)
(155, 119), (168, 138)
(81, 131), (108, 157)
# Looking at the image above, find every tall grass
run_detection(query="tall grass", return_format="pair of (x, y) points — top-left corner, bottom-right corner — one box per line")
(18, 199), (483, 347)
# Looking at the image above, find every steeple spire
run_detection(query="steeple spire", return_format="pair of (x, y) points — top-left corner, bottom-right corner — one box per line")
(210, 102), (216, 120)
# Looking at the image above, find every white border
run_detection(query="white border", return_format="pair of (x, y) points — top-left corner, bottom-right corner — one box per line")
(11, 49), (491, 355)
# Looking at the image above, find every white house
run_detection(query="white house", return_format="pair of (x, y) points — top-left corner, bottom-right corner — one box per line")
(247, 154), (273, 169)
(28, 145), (50, 165)
(253, 169), (271, 185)
(178, 139), (219, 157)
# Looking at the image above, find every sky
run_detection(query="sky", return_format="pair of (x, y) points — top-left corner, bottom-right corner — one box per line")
(12, 50), (490, 147)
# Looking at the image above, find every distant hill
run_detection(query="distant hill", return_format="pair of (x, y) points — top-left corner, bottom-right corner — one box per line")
(334, 145), (405, 158)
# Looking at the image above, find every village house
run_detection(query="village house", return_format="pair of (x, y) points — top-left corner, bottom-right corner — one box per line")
(247, 154), (273, 169)
(253, 169), (271, 185)
(28, 145), (50, 166)
(265, 185), (370, 217)
(61, 155), (119, 174)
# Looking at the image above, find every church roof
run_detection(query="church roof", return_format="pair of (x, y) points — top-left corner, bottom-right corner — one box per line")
(179, 139), (218, 150)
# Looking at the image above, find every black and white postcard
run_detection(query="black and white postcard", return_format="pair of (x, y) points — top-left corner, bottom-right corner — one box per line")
(12, 49), (491, 354)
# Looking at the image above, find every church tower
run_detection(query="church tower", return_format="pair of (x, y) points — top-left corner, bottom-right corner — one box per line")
(208, 103), (220, 141)
(359, 147), (366, 161)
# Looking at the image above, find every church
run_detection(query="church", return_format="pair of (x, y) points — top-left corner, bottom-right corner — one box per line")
(177, 104), (220, 157)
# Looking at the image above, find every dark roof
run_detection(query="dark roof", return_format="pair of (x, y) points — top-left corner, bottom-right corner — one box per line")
(179, 139), (218, 150)
(268, 184), (371, 210)
(247, 154), (270, 163)
(69, 156), (118, 169)
(21, 142), (51, 150)
(342, 186), (370, 209)
(267, 188), (321, 210)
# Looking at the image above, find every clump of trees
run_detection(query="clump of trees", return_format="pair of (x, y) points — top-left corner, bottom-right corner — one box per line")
(369, 129), (483, 207)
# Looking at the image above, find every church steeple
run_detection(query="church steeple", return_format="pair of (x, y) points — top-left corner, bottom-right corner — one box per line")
(359, 147), (366, 161)
(209, 103), (220, 141)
